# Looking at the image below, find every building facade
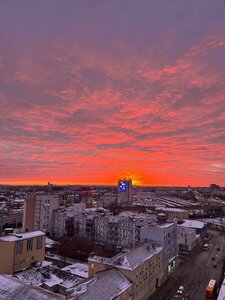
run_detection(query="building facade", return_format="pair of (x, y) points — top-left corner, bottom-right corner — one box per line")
(159, 208), (189, 219)
(0, 231), (45, 274)
(23, 193), (60, 236)
(88, 242), (164, 300)
(177, 226), (196, 251)
(140, 221), (178, 280)
(118, 179), (132, 204)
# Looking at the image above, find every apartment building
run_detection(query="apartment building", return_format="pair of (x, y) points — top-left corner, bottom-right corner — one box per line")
(140, 221), (178, 280)
(88, 242), (164, 300)
(23, 193), (60, 236)
(0, 231), (45, 274)
(52, 207), (157, 249)
(52, 203), (85, 239)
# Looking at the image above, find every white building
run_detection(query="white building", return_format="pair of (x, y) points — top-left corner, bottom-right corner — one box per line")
(52, 203), (86, 239)
(179, 219), (206, 237)
(177, 226), (196, 251)
(140, 221), (178, 280)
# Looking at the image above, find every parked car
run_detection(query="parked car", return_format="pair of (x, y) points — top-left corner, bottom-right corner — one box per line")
(213, 263), (217, 268)
(211, 256), (215, 260)
(177, 286), (184, 295)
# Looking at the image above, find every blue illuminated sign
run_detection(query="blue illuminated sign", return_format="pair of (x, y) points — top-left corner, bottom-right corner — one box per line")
(119, 181), (126, 192)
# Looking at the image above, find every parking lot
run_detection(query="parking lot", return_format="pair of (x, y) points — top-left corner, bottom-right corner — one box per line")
(149, 229), (225, 300)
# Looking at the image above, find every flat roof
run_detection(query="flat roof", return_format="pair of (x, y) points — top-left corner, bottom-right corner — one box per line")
(0, 231), (45, 242)
(180, 220), (205, 229)
(163, 208), (187, 212)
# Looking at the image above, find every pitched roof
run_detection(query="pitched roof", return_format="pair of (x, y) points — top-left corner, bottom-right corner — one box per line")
(73, 269), (132, 300)
(89, 242), (163, 270)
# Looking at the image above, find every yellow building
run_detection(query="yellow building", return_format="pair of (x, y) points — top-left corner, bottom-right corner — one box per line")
(0, 231), (45, 275)
(160, 208), (189, 219)
(88, 242), (164, 300)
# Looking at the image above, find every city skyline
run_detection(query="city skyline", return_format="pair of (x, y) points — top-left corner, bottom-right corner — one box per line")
(0, 0), (225, 186)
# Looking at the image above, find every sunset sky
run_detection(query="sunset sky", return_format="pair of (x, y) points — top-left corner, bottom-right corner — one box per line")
(0, 0), (225, 186)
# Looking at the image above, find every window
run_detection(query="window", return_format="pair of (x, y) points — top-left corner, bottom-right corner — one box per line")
(36, 236), (42, 250)
(27, 239), (33, 252)
(16, 241), (23, 255)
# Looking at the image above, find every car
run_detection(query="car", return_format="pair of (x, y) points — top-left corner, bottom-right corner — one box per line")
(219, 232), (223, 236)
(213, 263), (217, 268)
(211, 256), (215, 260)
(217, 248), (220, 251)
(177, 286), (184, 295)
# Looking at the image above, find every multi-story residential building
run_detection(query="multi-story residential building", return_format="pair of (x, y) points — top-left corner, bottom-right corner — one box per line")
(52, 208), (72, 239)
(88, 242), (164, 300)
(94, 215), (108, 246)
(177, 226), (196, 251)
(140, 220), (178, 280)
(0, 231), (45, 274)
(106, 216), (136, 249)
(52, 203), (86, 239)
(118, 179), (132, 204)
(23, 193), (60, 236)
(52, 207), (157, 249)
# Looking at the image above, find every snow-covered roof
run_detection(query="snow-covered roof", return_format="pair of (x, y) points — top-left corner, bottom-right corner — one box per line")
(163, 208), (187, 212)
(62, 263), (88, 278)
(70, 269), (132, 300)
(0, 275), (65, 299)
(89, 242), (163, 271)
(46, 237), (56, 246)
(16, 264), (83, 289)
(180, 219), (205, 229)
(0, 231), (45, 242)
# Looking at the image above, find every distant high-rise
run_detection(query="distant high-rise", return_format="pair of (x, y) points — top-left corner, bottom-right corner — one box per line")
(23, 193), (60, 236)
(118, 178), (132, 204)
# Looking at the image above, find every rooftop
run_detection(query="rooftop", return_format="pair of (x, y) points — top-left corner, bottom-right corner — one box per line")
(69, 269), (132, 300)
(180, 219), (205, 229)
(62, 263), (88, 278)
(0, 275), (65, 300)
(89, 242), (163, 270)
(0, 231), (45, 242)
(163, 208), (187, 212)
(16, 264), (83, 289)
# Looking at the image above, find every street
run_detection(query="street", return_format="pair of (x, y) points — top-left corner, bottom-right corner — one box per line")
(149, 229), (225, 300)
